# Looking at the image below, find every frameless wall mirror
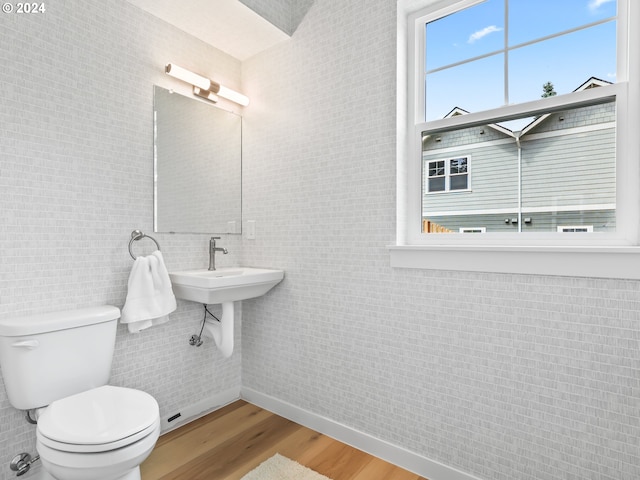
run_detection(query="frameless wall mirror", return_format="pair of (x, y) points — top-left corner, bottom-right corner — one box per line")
(154, 85), (242, 234)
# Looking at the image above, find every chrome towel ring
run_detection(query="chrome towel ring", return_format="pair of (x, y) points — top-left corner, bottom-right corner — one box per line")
(128, 230), (161, 260)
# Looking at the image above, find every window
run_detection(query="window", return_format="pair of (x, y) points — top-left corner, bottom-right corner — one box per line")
(558, 226), (594, 233)
(420, 0), (620, 238)
(427, 160), (445, 192)
(392, 0), (640, 278)
(425, 156), (469, 193)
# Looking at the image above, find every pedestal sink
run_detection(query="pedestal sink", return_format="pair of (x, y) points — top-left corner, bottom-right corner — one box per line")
(169, 267), (284, 304)
(168, 267), (284, 358)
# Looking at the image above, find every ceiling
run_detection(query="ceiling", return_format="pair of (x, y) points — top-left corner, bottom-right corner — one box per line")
(126, 0), (290, 61)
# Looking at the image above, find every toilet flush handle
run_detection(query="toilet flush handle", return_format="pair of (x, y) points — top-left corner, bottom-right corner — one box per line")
(11, 340), (39, 350)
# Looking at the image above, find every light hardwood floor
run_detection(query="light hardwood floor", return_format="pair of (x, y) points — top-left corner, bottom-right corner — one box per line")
(141, 400), (427, 480)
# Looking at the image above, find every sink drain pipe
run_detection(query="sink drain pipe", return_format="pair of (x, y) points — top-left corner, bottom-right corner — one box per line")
(189, 303), (234, 358)
(202, 301), (234, 358)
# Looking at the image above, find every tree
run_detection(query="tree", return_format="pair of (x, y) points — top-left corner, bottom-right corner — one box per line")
(541, 81), (557, 98)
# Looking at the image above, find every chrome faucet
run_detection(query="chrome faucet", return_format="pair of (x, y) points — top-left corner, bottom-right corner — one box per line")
(209, 237), (228, 271)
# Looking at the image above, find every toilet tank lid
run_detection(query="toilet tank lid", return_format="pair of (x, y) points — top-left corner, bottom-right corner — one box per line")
(0, 306), (120, 337)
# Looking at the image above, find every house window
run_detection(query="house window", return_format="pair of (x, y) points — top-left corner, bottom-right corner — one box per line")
(426, 156), (469, 193)
(392, 0), (640, 278)
(427, 160), (445, 191)
(558, 226), (594, 233)
(449, 157), (468, 190)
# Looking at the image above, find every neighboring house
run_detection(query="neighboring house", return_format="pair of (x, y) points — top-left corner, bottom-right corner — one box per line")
(422, 77), (616, 233)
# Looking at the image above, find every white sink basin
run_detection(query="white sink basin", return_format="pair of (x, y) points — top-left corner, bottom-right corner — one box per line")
(169, 267), (284, 304)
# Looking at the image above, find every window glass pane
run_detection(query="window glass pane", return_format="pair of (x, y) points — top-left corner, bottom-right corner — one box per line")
(423, 0), (617, 120)
(509, 22), (617, 105)
(429, 177), (446, 192)
(426, 54), (504, 121)
(421, 98), (615, 234)
(520, 100), (616, 233)
(426, 0), (504, 72)
(450, 158), (467, 174)
(509, 0), (617, 46)
(429, 161), (445, 176)
(450, 175), (468, 190)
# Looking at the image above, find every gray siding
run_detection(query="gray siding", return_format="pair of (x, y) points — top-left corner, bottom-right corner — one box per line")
(425, 209), (615, 233)
(521, 128), (616, 209)
(423, 141), (519, 213)
(525, 101), (615, 135)
(422, 102), (616, 232)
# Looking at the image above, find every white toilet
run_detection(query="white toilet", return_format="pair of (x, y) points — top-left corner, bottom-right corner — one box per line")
(0, 306), (160, 480)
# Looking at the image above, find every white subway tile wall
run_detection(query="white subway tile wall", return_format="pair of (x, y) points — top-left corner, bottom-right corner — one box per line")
(0, 2), (242, 479)
(1, 1), (639, 480)
(240, 1), (640, 480)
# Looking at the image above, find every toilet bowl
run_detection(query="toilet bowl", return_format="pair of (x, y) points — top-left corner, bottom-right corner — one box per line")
(0, 306), (161, 480)
(35, 386), (160, 480)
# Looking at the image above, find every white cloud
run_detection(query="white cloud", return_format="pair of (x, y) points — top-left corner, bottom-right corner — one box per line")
(468, 25), (502, 44)
(588, 0), (615, 12)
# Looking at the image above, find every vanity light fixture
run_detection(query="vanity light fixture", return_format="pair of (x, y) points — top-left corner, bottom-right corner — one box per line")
(165, 63), (250, 107)
(193, 86), (219, 103)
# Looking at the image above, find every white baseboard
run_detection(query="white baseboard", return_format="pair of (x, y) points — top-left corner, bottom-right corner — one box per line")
(160, 386), (241, 432)
(241, 387), (483, 480)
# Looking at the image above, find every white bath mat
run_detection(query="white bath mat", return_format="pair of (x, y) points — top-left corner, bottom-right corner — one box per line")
(241, 453), (332, 480)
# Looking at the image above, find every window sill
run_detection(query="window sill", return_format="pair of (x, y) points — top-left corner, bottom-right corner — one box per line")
(424, 188), (472, 195)
(388, 244), (640, 279)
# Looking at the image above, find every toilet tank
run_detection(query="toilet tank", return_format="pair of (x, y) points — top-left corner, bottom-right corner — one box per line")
(0, 306), (120, 410)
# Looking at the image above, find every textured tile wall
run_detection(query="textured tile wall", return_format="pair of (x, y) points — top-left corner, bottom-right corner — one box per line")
(239, 0), (315, 35)
(0, 2), (243, 478)
(240, 1), (640, 480)
(1, 1), (638, 480)
(240, 0), (294, 34)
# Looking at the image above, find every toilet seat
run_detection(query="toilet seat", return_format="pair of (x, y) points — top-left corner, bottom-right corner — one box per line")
(37, 385), (159, 453)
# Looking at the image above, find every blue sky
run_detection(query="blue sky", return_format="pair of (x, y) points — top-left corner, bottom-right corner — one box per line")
(424, 0), (617, 121)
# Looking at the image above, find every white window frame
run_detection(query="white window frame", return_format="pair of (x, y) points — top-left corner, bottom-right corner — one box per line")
(392, 0), (640, 279)
(425, 155), (470, 194)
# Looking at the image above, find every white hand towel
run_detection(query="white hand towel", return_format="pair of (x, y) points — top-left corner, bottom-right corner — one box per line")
(121, 250), (177, 333)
